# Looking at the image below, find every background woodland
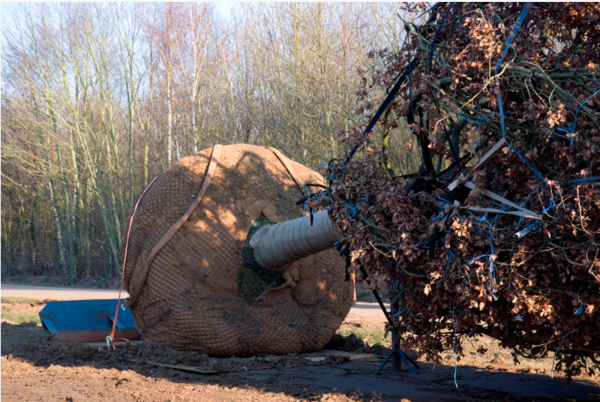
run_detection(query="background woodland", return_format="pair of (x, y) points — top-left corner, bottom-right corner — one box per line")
(1, 3), (422, 281)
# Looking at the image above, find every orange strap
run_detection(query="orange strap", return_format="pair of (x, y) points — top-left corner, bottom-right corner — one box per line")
(264, 147), (304, 192)
(109, 175), (158, 344)
(127, 144), (222, 307)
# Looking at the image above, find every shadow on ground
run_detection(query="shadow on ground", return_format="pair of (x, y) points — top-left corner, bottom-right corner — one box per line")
(2, 322), (599, 402)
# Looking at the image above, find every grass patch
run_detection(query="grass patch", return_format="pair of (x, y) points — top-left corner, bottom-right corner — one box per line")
(1, 297), (40, 304)
(1, 310), (41, 325)
(337, 328), (390, 347)
(237, 214), (286, 299)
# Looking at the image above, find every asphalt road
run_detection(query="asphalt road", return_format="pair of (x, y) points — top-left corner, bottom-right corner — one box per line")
(1, 284), (128, 300)
(1, 284), (387, 328)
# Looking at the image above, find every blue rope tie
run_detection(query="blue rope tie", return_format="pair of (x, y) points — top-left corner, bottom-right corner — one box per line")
(486, 208), (509, 301)
(469, 254), (491, 265)
(456, 112), (496, 148)
(438, 197), (453, 205)
(561, 176), (600, 185)
(557, 87), (600, 145)
(391, 307), (409, 317)
(505, 141), (547, 183)
(452, 299), (458, 387)
(441, 238), (455, 274)
(476, 213), (488, 229)
(320, 161), (335, 181)
(391, 287), (411, 305)
(432, 199), (451, 221)
(344, 198), (367, 219)
(445, 249), (455, 274)
(301, 201), (307, 225)
(570, 291), (584, 315)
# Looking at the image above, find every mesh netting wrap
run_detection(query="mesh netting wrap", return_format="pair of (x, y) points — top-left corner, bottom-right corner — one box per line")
(121, 144), (352, 356)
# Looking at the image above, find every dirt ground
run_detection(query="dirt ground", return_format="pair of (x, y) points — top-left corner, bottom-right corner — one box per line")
(1, 294), (599, 401)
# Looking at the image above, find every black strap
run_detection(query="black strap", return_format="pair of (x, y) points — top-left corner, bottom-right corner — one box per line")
(339, 59), (420, 177)
(428, 3), (454, 73)
(359, 264), (394, 327)
(443, 125), (463, 173)
(408, 46), (415, 124)
(431, 14), (462, 72)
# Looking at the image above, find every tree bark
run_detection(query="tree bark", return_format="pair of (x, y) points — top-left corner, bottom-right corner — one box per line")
(250, 210), (341, 271)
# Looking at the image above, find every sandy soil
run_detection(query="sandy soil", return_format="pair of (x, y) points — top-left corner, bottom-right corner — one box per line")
(2, 289), (599, 401)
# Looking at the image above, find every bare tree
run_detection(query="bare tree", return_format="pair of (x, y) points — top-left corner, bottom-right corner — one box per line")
(2, 2), (417, 280)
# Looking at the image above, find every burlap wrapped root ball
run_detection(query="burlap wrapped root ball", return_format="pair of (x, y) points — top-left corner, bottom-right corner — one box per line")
(121, 144), (353, 356)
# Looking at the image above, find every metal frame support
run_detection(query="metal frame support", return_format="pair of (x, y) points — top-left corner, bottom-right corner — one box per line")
(358, 265), (420, 374)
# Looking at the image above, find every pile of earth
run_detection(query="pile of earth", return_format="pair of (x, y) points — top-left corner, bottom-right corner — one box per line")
(1, 322), (388, 374)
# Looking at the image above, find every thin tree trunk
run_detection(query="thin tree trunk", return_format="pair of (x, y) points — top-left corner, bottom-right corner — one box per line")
(49, 181), (68, 271)
(167, 74), (173, 166)
(174, 120), (181, 161)
(56, 142), (77, 280)
(29, 198), (37, 267)
(32, 97), (69, 275)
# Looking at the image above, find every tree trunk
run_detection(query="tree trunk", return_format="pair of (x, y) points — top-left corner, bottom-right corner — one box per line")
(249, 210), (340, 271)
(167, 74), (173, 166)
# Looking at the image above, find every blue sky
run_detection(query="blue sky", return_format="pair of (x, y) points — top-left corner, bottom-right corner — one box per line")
(1, 3), (18, 30)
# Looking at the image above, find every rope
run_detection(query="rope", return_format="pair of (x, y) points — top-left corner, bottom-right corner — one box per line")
(558, 87), (600, 145)
(127, 144), (223, 307)
(107, 175), (158, 348)
(265, 147), (304, 192)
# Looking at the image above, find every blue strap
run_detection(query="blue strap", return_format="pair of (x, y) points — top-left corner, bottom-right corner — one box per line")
(505, 141), (547, 183)
(561, 176), (600, 185)
(495, 2), (533, 139)
(490, 3), (548, 184)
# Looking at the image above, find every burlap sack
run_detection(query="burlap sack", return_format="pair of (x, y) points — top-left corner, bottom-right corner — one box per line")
(122, 144), (352, 356)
